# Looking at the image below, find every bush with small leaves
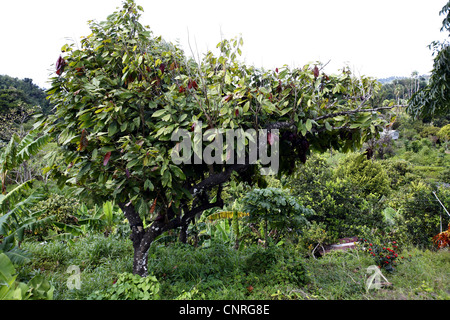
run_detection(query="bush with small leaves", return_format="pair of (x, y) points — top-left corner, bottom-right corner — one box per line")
(88, 272), (160, 300)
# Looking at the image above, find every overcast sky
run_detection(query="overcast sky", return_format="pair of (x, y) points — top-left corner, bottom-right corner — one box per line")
(0, 0), (448, 89)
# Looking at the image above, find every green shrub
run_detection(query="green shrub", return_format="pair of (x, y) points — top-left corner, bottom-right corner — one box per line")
(269, 256), (307, 287)
(379, 160), (417, 190)
(288, 153), (425, 242)
(243, 246), (279, 274)
(392, 183), (450, 248)
(336, 153), (391, 198)
(437, 124), (450, 141)
(411, 140), (422, 153)
(242, 188), (313, 245)
(241, 245), (308, 291)
(88, 272), (160, 300)
(31, 194), (80, 238)
(420, 126), (440, 139)
(296, 221), (329, 258)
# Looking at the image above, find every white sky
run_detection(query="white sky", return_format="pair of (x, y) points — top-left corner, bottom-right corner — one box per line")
(0, 0), (448, 89)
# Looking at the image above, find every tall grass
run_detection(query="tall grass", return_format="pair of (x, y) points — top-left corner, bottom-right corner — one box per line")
(19, 234), (133, 299)
(16, 234), (450, 300)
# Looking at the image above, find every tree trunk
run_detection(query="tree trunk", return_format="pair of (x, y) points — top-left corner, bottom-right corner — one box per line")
(133, 244), (149, 277)
(179, 223), (188, 244)
(129, 224), (148, 276)
(118, 203), (152, 277)
(118, 183), (226, 276)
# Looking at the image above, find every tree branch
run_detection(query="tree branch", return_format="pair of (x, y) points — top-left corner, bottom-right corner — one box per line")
(313, 105), (401, 122)
(180, 196), (224, 226)
(189, 163), (249, 199)
(118, 202), (143, 228)
(266, 121), (296, 130)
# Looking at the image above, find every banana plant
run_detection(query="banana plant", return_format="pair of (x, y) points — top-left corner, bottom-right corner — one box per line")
(199, 219), (231, 248)
(0, 180), (51, 264)
(0, 253), (54, 300)
(0, 132), (52, 263)
(206, 210), (249, 249)
(56, 201), (123, 238)
(199, 207), (250, 248)
(0, 131), (50, 194)
(102, 201), (122, 237)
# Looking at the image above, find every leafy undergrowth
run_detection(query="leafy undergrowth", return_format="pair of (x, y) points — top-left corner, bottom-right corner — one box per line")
(17, 234), (450, 300)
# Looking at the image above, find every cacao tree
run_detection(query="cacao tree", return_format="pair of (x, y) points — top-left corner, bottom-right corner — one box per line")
(38, 0), (395, 276)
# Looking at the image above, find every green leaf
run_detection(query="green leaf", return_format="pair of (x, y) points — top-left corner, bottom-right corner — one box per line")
(161, 113), (171, 122)
(77, 162), (92, 181)
(127, 158), (141, 169)
(108, 122), (118, 136)
(333, 115), (346, 122)
(152, 109), (167, 118)
(0, 180), (33, 209)
(305, 119), (312, 132)
(4, 247), (31, 265)
(144, 179), (154, 191)
(225, 72), (232, 84)
(0, 253), (16, 284)
(243, 101), (250, 113)
(122, 53), (129, 64)
(169, 165), (186, 180)
(161, 170), (172, 188)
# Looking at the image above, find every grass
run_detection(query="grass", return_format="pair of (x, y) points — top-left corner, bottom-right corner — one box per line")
(370, 247), (450, 300)
(303, 247), (450, 300)
(19, 234), (133, 299)
(17, 233), (450, 300)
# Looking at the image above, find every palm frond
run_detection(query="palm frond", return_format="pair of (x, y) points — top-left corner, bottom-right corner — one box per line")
(2, 247), (31, 265)
(0, 180), (34, 211)
(16, 133), (51, 164)
(0, 190), (46, 237)
(0, 134), (20, 171)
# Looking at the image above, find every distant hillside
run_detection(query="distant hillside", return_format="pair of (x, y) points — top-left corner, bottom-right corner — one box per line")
(0, 74), (52, 115)
(377, 75), (430, 85)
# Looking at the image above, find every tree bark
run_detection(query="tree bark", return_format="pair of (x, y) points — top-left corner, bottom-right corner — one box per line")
(118, 202), (150, 277)
(179, 224), (188, 244)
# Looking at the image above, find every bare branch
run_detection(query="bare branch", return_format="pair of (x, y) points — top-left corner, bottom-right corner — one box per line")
(313, 105), (403, 122)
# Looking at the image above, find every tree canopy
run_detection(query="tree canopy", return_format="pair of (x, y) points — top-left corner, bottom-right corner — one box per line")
(407, 1), (450, 119)
(38, 0), (395, 276)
